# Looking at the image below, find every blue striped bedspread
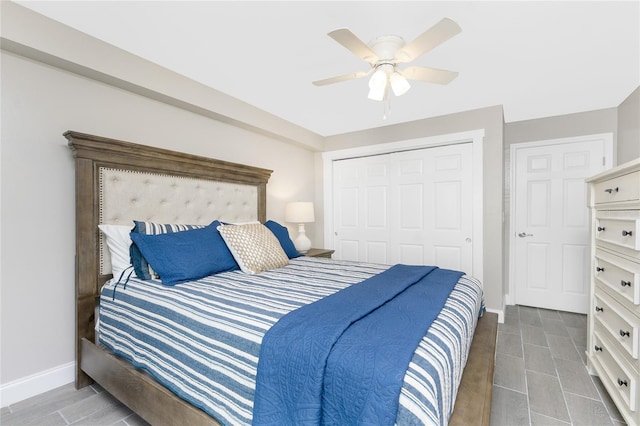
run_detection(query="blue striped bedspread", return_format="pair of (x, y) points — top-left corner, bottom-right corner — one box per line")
(98, 257), (484, 425)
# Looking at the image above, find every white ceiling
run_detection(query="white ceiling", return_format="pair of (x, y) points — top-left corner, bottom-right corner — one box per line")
(17, 1), (640, 137)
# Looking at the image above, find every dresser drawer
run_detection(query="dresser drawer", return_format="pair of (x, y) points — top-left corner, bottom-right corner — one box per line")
(594, 289), (640, 359)
(592, 329), (638, 414)
(593, 170), (640, 205)
(595, 250), (640, 307)
(596, 216), (640, 252)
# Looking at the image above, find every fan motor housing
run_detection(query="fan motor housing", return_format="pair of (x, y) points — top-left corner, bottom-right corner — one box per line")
(368, 35), (406, 61)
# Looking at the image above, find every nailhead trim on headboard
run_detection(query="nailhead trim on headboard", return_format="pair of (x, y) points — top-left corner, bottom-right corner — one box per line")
(98, 167), (258, 275)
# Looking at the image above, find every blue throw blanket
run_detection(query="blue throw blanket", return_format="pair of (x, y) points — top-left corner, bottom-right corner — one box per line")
(252, 264), (463, 426)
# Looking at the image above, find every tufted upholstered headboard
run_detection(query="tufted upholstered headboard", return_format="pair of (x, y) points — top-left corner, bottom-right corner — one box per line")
(66, 131), (272, 387)
(98, 168), (259, 276)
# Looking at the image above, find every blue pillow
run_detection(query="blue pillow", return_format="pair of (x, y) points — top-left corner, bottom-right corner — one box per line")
(264, 220), (301, 259)
(130, 220), (238, 285)
(129, 221), (205, 280)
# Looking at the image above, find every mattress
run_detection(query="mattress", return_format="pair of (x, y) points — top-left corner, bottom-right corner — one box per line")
(98, 257), (484, 425)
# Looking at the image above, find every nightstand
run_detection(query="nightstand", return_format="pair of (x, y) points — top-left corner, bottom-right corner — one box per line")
(303, 248), (335, 259)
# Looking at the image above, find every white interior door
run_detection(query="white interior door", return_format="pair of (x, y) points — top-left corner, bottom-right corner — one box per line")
(390, 143), (473, 270)
(513, 136), (611, 313)
(333, 154), (391, 264)
(333, 143), (474, 275)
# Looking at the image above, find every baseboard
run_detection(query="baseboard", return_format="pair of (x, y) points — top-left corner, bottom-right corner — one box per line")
(485, 293), (507, 324)
(486, 307), (504, 323)
(0, 361), (75, 408)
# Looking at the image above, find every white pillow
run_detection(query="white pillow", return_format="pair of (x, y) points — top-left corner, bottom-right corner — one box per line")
(98, 224), (135, 279)
(217, 223), (289, 274)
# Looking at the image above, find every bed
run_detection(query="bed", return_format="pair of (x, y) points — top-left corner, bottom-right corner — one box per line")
(67, 131), (497, 426)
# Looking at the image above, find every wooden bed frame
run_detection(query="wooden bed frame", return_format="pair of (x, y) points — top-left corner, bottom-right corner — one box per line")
(67, 131), (497, 426)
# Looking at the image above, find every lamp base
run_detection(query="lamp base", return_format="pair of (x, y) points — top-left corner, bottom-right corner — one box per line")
(294, 223), (312, 253)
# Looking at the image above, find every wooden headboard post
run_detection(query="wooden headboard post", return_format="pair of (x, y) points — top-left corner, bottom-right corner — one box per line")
(66, 131), (272, 388)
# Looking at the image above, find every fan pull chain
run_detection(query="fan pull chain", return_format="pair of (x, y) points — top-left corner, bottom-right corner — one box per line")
(383, 96), (391, 120)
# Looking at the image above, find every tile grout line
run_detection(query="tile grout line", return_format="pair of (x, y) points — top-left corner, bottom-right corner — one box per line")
(553, 339), (574, 425)
(518, 306), (534, 426)
(524, 306), (566, 424)
(492, 383), (528, 395)
(559, 313), (587, 424)
(59, 409), (71, 425)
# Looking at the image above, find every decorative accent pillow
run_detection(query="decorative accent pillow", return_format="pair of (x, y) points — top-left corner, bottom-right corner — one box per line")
(130, 221), (238, 285)
(222, 220), (261, 226)
(129, 221), (206, 280)
(217, 223), (289, 274)
(264, 220), (302, 259)
(98, 224), (135, 279)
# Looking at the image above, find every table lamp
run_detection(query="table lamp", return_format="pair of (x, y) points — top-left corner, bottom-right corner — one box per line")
(285, 201), (315, 253)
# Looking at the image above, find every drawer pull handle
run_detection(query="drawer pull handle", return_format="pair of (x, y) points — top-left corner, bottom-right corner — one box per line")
(617, 378), (628, 387)
(622, 230), (633, 237)
(604, 187), (619, 194)
(596, 267), (605, 272)
(595, 306), (604, 312)
(620, 329), (630, 338)
(594, 345), (603, 352)
(597, 226), (606, 232)
(621, 280), (632, 287)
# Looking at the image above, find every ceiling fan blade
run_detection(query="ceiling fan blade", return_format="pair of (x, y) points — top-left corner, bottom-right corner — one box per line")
(402, 66), (458, 85)
(312, 70), (371, 86)
(328, 28), (379, 64)
(396, 18), (462, 63)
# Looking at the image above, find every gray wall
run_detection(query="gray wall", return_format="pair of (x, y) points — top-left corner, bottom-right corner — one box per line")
(504, 108), (618, 148)
(0, 51), (316, 387)
(617, 86), (640, 163)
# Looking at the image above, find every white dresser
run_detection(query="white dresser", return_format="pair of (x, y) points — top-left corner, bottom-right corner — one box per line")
(587, 157), (640, 425)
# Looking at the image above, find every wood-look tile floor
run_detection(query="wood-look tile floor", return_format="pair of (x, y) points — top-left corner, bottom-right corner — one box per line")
(490, 305), (626, 426)
(0, 304), (626, 425)
(0, 383), (149, 426)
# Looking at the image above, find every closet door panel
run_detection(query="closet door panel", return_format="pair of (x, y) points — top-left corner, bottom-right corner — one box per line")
(391, 143), (473, 272)
(332, 142), (473, 275)
(333, 155), (390, 263)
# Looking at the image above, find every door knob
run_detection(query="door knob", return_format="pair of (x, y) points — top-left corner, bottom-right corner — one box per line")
(518, 232), (533, 238)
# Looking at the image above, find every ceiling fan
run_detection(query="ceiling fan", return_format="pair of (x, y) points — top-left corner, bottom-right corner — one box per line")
(313, 18), (461, 102)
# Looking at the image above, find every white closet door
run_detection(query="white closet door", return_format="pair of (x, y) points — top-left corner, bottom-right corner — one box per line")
(391, 143), (473, 271)
(332, 143), (474, 275)
(333, 154), (391, 264)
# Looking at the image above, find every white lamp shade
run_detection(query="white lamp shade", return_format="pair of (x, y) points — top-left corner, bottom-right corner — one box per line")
(285, 202), (315, 223)
(368, 84), (387, 101)
(390, 72), (410, 96)
(368, 68), (388, 101)
(368, 69), (387, 90)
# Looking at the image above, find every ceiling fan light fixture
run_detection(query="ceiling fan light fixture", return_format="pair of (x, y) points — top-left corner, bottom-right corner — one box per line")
(315, 20), (461, 108)
(367, 82), (387, 101)
(367, 67), (388, 101)
(390, 71), (410, 96)
(368, 67), (387, 90)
